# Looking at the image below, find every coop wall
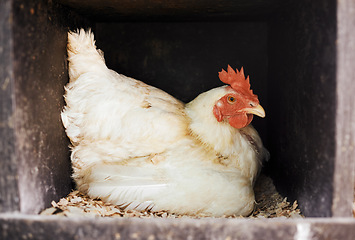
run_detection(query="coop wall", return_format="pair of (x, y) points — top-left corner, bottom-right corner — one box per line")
(0, 0), (91, 214)
(268, 1), (338, 217)
(267, 0), (355, 217)
(0, 0), (354, 219)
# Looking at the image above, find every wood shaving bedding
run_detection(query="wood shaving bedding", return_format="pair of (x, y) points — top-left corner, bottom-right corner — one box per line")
(40, 174), (302, 219)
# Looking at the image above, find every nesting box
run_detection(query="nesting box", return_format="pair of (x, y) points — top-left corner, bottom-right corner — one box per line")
(1, 0), (355, 239)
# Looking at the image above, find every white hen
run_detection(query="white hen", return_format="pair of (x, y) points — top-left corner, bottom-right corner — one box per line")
(61, 29), (268, 217)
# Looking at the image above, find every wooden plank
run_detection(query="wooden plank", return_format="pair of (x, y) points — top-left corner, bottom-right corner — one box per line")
(10, 0), (93, 213)
(1, 215), (355, 240)
(57, 0), (286, 21)
(267, 0), (338, 217)
(0, 0), (92, 214)
(0, 0), (21, 213)
(11, 0), (73, 214)
(332, 0), (355, 217)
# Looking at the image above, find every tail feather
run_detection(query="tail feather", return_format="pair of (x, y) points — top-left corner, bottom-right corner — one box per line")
(67, 29), (107, 82)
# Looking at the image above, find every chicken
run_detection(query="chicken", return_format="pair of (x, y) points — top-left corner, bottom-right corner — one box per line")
(61, 29), (268, 217)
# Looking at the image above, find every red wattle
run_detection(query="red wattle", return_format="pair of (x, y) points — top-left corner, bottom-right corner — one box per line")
(228, 114), (253, 129)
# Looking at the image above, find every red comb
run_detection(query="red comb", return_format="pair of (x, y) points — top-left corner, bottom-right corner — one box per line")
(219, 65), (258, 101)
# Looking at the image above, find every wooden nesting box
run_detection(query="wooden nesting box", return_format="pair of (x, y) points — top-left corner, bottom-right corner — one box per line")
(1, 0), (355, 239)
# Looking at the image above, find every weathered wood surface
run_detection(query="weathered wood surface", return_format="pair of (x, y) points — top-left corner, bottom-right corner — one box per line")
(0, 0), (91, 214)
(333, 0), (355, 217)
(267, 0), (354, 217)
(57, 0), (286, 21)
(0, 0), (20, 213)
(1, 215), (355, 240)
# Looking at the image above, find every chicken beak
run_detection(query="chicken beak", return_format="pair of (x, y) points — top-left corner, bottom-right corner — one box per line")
(244, 104), (265, 118)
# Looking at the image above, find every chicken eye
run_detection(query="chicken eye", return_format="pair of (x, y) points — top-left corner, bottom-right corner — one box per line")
(227, 96), (236, 104)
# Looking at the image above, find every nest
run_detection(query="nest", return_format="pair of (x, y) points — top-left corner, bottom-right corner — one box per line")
(40, 174), (302, 219)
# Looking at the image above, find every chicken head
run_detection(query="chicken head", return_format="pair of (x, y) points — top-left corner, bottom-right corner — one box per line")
(213, 66), (265, 129)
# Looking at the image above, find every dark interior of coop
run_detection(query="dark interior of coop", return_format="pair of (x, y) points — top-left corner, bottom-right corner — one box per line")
(11, 0), (347, 218)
